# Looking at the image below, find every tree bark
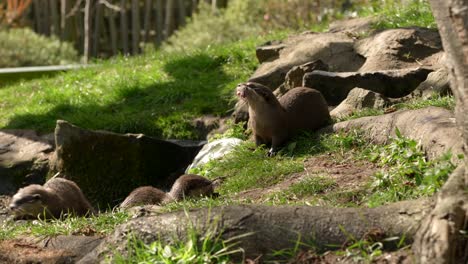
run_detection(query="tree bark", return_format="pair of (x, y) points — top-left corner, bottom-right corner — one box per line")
(131, 0), (140, 55)
(83, 0), (91, 63)
(164, 0), (174, 39)
(413, 1), (468, 263)
(120, 0), (129, 55)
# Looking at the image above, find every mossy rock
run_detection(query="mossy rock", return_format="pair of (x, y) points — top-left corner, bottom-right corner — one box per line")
(50, 120), (197, 208)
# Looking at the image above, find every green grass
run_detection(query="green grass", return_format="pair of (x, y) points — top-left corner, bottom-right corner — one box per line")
(360, 0), (436, 30)
(192, 126), (456, 208)
(364, 128), (458, 207)
(0, 38), (260, 139)
(335, 226), (408, 263)
(335, 95), (454, 123)
(393, 94), (455, 111)
(114, 218), (247, 264)
(0, 210), (129, 240)
(209, 120), (249, 141)
(334, 108), (385, 123)
(267, 176), (337, 204)
(191, 142), (304, 194)
(191, 130), (369, 195)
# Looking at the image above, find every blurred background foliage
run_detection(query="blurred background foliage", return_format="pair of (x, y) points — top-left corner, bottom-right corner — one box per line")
(0, 0), (434, 66)
(163, 0), (434, 52)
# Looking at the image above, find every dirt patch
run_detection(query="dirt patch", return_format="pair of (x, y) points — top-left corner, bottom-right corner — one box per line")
(236, 154), (379, 205)
(288, 247), (414, 264)
(0, 238), (75, 264)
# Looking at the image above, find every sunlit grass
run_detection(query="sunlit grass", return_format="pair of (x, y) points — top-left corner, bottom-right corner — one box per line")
(0, 39), (260, 139)
(0, 210), (129, 240)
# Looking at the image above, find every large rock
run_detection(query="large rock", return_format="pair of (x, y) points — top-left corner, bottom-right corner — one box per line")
(282, 60), (329, 92)
(330, 88), (389, 118)
(328, 17), (377, 34)
(355, 27), (442, 72)
(235, 27), (443, 122)
(411, 67), (450, 98)
(0, 130), (53, 194)
(249, 32), (365, 90)
(303, 67), (432, 105)
(185, 138), (243, 172)
(322, 107), (463, 163)
(255, 40), (286, 63)
(249, 27), (442, 93)
(50, 120), (199, 207)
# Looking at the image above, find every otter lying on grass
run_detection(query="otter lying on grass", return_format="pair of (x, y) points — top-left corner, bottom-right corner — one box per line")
(9, 177), (95, 220)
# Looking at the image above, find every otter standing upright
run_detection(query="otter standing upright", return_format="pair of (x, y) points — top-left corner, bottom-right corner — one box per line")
(236, 82), (330, 155)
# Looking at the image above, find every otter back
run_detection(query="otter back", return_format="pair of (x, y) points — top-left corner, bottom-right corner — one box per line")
(168, 174), (215, 200)
(43, 177), (94, 217)
(120, 186), (167, 209)
(279, 87), (331, 134)
(9, 177), (94, 219)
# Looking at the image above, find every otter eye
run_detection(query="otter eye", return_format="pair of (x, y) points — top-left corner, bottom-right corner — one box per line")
(31, 194), (41, 201)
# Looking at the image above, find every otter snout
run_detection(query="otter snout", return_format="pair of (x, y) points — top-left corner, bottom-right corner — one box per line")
(8, 203), (17, 211)
(236, 83), (249, 99)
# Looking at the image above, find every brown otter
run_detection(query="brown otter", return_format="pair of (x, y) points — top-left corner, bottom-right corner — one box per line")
(236, 82), (331, 155)
(119, 186), (168, 209)
(9, 177), (94, 220)
(119, 174), (219, 209)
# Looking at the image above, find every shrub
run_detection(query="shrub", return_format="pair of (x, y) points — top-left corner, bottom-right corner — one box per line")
(162, 1), (262, 53)
(0, 28), (78, 67)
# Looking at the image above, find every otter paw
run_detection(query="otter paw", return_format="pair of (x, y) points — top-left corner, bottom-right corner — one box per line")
(267, 148), (277, 157)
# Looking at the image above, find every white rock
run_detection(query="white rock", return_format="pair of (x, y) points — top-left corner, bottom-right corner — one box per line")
(186, 138), (243, 172)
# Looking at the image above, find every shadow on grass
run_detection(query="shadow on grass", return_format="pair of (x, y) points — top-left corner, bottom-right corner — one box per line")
(4, 53), (237, 139)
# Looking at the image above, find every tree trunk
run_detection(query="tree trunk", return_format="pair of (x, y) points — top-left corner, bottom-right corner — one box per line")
(413, 1), (468, 263)
(120, 0), (129, 55)
(80, 199), (433, 262)
(131, 0), (140, 55)
(83, 0), (91, 63)
(164, 0), (174, 39)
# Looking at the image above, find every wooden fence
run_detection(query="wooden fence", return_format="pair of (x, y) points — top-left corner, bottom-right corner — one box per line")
(17, 0), (227, 60)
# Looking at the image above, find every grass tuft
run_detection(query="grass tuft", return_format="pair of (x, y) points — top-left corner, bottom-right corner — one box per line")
(360, 0), (436, 30)
(114, 215), (247, 264)
(0, 210), (129, 240)
(364, 128), (457, 207)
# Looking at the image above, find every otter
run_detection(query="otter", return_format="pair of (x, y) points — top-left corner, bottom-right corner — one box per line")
(119, 174), (219, 209)
(119, 186), (168, 209)
(9, 177), (94, 220)
(236, 82), (331, 155)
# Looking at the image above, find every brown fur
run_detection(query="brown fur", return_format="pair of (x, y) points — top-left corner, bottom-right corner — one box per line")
(167, 174), (216, 200)
(119, 186), (168, 209)
(9, 177), (94, 220)
(236, 82), (331, 154)
(119, 174), (218, 209)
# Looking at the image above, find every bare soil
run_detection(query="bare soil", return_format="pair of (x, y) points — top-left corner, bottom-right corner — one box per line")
(236, 153), (379, 206)
(0, 238), (75, 264)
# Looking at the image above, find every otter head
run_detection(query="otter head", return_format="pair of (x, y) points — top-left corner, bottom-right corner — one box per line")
(9, 185), (48, 219)
(236, 82), (278, 109)
(186, 184), (215, 197)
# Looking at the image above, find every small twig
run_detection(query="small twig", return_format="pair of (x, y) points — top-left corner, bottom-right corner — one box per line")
(66, 0), (83, 18)
(99, 0), (121, 12)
